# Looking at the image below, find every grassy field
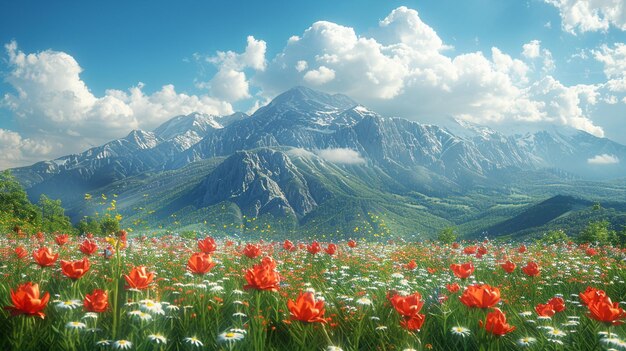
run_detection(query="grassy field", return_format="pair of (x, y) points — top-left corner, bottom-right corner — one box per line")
(1, 232), (625, 350)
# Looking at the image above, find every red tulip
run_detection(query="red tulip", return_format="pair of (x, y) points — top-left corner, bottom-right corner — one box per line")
(463, 246), (477, 255)
(389, 292), (424, 317)
(480, 308), (515, 335)
(14, 246), (28, 259)
(580, 286), (606, 306)
(283, 240), (295, 251)
(460, 284), (501, 308)
(450, 262), (474, 279)
(4, 282), (50, 318)
(501, 260), (516, 273)
(405, 259), (417, 270)
(287, 291), (326, 323)
(244, 256), (280, 291)
(324, 243), (337, 255)
(518, 245), (527, 253)
(477, 246), (488, 256)
(307, 241), (322, 255)
(186, 252), (216, 275)
(446, 283), (460, 293)
(60, 258), (91, 280)
(587, 294), (626, 325)
(347, 240), (357, 248)
(535, 303), (556, 317)
(198, 236), (217, 254)
(548, 297), (566, 312)
(586, 248), (598, 256)
(79, 239), (98, 255)
(389, 292), (426, 331)
(84, 289), (108, 313)
(401, 313), (426, 331)
(124, 266), (154, 290)
(55, 233), (69, 246)
(242, 243), (261, 258)
(33, 247), (58, 267)
(521, 261), (540, 277)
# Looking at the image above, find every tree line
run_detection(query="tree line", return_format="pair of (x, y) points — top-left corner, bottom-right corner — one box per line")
(0, 170), (119, 235)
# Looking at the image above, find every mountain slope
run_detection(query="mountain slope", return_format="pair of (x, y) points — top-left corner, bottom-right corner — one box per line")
(82, 147), (451, 238)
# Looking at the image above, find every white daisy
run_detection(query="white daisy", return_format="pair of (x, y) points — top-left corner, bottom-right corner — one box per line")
(184, 336), (203, 347)
(140, 300), (165, 315)
(562, 320), (579, 327)
(56, 299), (82, 310)
(148, 334), (167, 344)
(128, 310), (152, 321)
(210, 285), (224, 292)
(112, 340), (133, 350)
(546, 328), (567, 338)
(356, 297), (372, 306)
(517, 337), (537, 347)
(450, 326), (471, 337)
(65, 321), (86, 330)
(217, 331), (245, 343)
(96, 339), (111, 347)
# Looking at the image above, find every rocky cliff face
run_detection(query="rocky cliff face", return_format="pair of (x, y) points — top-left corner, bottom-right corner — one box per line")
(197, 149), (317, 218)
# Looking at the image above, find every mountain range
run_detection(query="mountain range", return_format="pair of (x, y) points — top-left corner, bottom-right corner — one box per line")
(10, 86), (626, 239)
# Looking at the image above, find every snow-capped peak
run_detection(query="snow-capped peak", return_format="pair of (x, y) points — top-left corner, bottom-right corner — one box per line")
(125, 130), (160, 150)
(154, 112), (222, 141)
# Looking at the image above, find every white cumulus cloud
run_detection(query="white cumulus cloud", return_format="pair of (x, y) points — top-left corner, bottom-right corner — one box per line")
(295, 60), (308, 72)
(523, 40), (542, 59)
(544, 0), (626, 34)
(203, 36), (267, 102)
(0, 128), (57, 169)
(587, 153), (620, 164)
(315, 148), (366, 164)
(522, 40), (555, 72)
(593, 43), (626, 92)
(303, 66), (336, 85)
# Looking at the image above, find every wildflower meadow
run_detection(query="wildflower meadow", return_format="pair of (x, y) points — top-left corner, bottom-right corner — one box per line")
(1, 232), (626, 350)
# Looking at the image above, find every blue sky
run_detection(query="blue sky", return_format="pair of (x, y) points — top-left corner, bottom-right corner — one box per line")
(0, 0), (625, 169)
